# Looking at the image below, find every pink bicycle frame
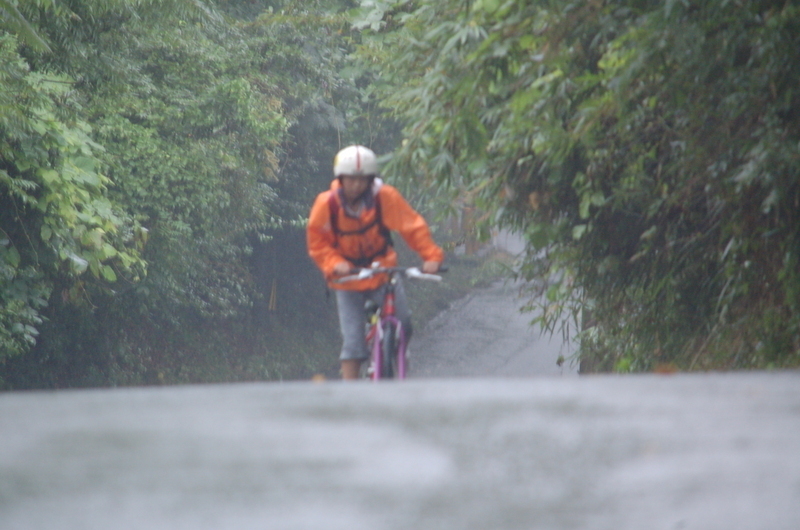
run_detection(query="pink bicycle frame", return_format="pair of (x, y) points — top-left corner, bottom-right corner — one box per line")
(370, 315), (408, 380)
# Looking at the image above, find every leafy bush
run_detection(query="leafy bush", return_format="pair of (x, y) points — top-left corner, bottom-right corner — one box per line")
(1, 31), (144, 363)
(356, 0), (800, 371)
(0, 0), (375, 387)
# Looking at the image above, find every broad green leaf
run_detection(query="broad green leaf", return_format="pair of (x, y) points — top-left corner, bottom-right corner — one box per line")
(2, 246), (21, 267)
(67, 252), (88, 274)
(101, 265), (117, 282)
(38, 169), (58, 184)
(572, 224), (588, 240)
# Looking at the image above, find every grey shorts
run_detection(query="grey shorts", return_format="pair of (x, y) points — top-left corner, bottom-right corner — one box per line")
(334, 281), (412, 361)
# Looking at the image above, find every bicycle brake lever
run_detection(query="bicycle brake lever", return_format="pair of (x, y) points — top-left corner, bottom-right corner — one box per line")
(406, 267), (442, 281)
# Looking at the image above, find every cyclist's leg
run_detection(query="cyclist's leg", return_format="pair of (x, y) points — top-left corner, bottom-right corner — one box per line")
(334, 289), (371, 380)
(341, 359), (361, 380)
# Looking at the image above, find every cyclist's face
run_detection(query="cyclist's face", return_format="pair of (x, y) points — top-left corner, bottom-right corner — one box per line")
(340, 175), (371, 203)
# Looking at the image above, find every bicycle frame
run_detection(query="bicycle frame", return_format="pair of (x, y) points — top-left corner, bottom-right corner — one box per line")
(370, 273), (407, 379)
(335, 265), (442, 380)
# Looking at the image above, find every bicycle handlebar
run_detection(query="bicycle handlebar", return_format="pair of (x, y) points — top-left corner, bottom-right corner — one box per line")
(333, 265), (445, 284)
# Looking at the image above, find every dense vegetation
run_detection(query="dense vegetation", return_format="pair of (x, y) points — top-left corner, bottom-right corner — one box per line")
(1, 0), (798, 388)
(355, 0), (800, 372)
(1, 0), (370, 387)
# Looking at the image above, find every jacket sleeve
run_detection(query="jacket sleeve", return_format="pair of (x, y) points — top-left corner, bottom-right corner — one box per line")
(379, 185), (445, 263)
(307, 191), (349, 279)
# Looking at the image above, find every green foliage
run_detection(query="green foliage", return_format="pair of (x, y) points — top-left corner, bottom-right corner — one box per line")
(358, 0), (800, 371)
(0, 0), (53, 52)
(13, 0), (296, 377)
(84, 13), (289, 318)
(5, 0), (798, 385)
(1, 31), (145, 361)
(1, 0), (384, 388)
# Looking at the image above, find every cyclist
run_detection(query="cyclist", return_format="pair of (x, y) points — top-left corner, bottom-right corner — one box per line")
(307, 145), (444, 379)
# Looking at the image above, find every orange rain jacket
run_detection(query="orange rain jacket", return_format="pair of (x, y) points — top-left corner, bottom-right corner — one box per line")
(307, 178), (444, 291)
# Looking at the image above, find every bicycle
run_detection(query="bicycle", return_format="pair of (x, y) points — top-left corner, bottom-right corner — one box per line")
(334, 264), (444, 380)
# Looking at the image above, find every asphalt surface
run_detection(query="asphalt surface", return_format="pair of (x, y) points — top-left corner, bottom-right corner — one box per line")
(411, 279), (578, 378)
(2, 373), (799, 530)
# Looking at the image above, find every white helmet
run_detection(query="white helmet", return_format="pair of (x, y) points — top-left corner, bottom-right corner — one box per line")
(333, 145), (378, 178)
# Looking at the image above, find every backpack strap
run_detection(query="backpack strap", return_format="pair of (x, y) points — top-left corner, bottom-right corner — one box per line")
(328, 189), (393, 266)
(373, 192), (393, 244)
(328, 191), (340, 234)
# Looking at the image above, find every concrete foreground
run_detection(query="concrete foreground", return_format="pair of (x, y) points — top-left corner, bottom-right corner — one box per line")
(1, 372), (799, 530)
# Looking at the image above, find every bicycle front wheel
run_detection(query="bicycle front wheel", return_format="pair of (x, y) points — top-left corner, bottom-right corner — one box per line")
(380, 321), (397, 379)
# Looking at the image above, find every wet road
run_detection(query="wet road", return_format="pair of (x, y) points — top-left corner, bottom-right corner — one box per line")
(2, 373), (799, 530)
(411, 279), (578, 378)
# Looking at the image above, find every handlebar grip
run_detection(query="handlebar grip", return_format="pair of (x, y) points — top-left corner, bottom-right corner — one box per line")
(406, 267), (442, 281)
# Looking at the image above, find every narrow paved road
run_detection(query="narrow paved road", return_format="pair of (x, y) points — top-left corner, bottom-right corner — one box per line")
(412, 279), (578, 378)
(413, 227), (577, 379)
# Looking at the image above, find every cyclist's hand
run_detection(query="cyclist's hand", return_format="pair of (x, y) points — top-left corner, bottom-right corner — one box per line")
(333, 261), (352, 276)
(422, 261), (441, 274)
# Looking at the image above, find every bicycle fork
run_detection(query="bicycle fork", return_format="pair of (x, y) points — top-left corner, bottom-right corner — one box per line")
(372, 286), (408, 379)
(372, 315), (406, 379)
